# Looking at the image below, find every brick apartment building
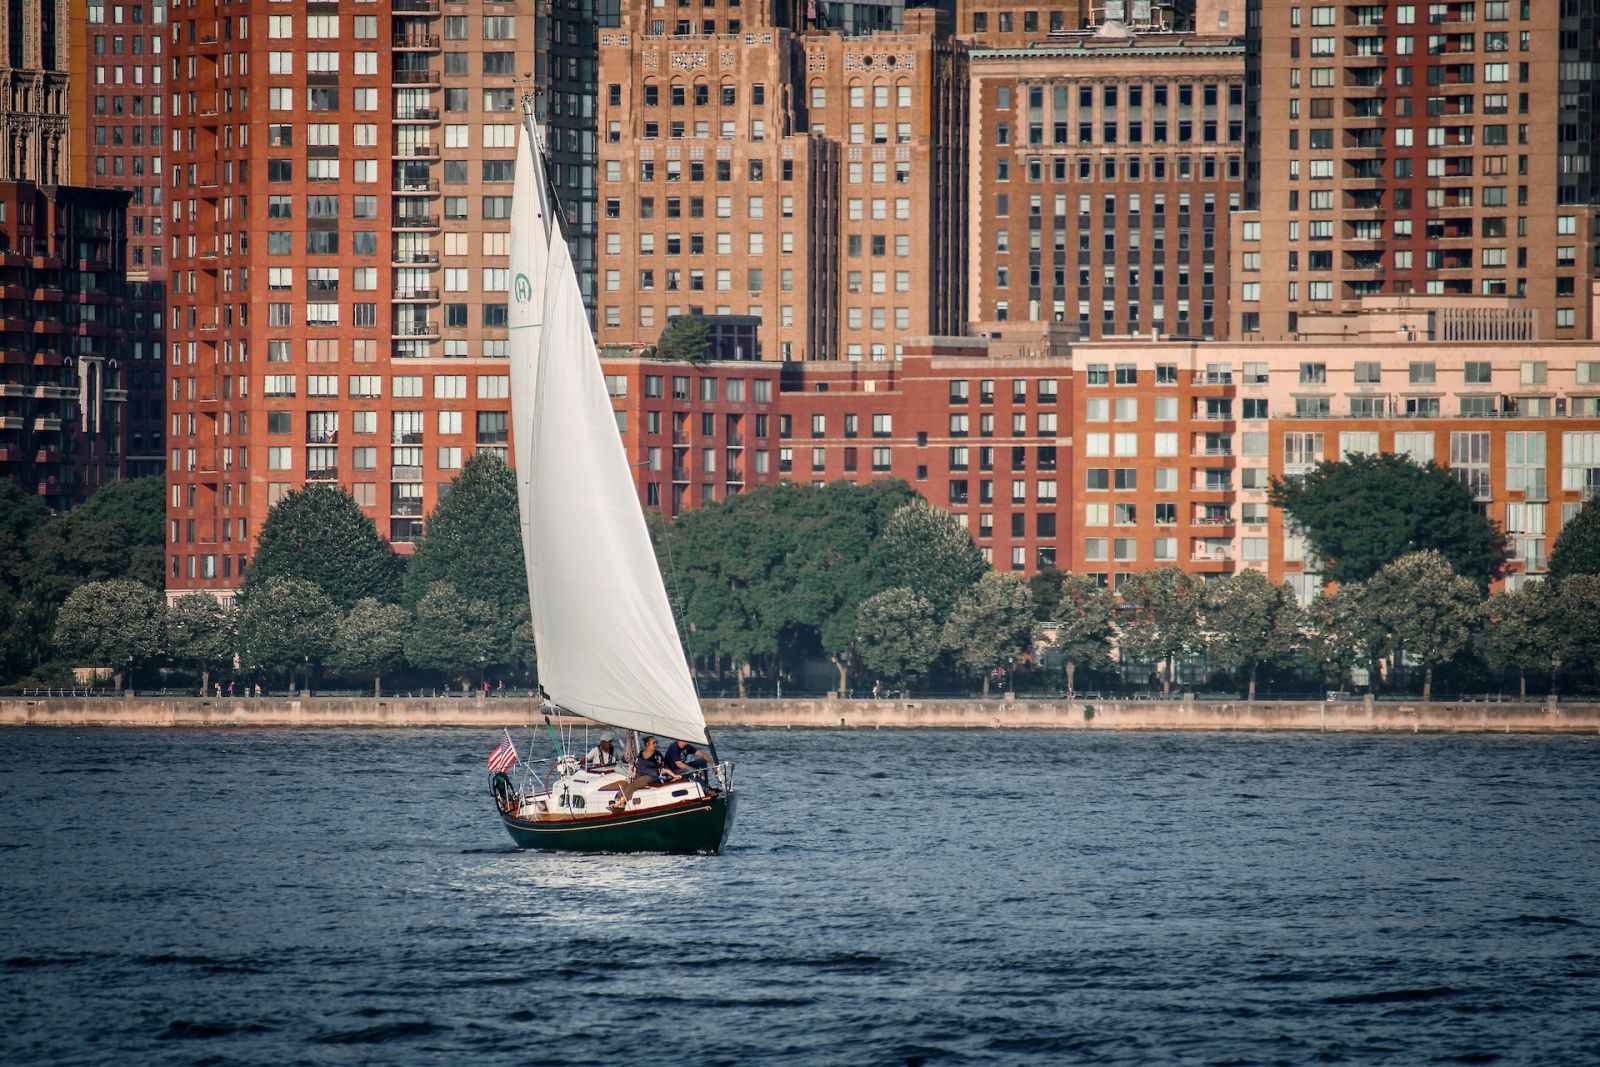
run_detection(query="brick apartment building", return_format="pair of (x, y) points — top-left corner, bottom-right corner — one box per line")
(162, 0), (534, 600)
(598, 294), (1600, 597)
(0, 181), (134, 511)
(1236, 0), (1600, 340)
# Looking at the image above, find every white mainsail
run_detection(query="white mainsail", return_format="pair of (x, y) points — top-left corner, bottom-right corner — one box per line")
(510, 120), (709, 745)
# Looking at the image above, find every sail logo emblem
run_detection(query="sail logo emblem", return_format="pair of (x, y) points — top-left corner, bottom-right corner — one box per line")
(514, 273), (533, 305)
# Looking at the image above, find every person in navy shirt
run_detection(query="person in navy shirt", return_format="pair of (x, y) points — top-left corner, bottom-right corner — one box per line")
(663, 739), (712, 784)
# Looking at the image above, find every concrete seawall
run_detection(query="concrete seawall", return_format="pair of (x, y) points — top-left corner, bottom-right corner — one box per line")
(3, 694), (1598, 733)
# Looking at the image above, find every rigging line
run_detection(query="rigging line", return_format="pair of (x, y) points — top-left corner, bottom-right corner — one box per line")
(658, 514), (703, 702)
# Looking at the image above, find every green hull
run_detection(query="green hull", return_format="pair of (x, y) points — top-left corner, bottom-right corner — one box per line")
(499, 791), (736, 854)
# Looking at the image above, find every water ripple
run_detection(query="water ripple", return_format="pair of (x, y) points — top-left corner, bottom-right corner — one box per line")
(1, 728), (1597, 1064)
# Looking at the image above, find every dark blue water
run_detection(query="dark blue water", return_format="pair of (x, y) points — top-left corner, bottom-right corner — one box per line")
(3, 728), (1598, 1065)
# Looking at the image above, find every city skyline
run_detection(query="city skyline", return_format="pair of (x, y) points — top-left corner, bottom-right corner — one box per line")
(3, 0), (1600, 606)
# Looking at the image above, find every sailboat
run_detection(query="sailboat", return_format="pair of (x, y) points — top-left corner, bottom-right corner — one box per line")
(487, 107), (736, 854)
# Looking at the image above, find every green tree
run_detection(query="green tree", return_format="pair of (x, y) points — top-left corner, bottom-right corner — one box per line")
(1116, 567), (1203, 694)
(404, 452), (527, 623)
(334, 598), (410, 697)
(1482, 584), (1557, 700)
(656, 314), (710, 362)
(404, 581), (500, 684)
(1028, 567), (1066, 622)
(943, 572), (1038, 696)
(781, 480), (921, 692)
(1050, 575), (1115, 696)
(855, 587), (939, 695)
(52, 579), (166, 691)
(1365, 550), (1484, 701)
(1548, 496), (1600, 583)
(242, 483), (403, 611)
(165, 593), (236, 697)
(236, 576), (340, 693)
(1269, 453), (1507, 586)
(21, 475), (166, 618)
(874, 500), (987, 616)
(1549, 574), (1600, 694)
(663, 479), (917, 694)
(1300, 587), (1378, 690)
(1202, 571), (1302, 702)
(0, 481), (51, 681)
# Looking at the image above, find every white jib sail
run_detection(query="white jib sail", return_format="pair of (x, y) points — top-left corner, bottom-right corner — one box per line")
(512, 127), (708, 746)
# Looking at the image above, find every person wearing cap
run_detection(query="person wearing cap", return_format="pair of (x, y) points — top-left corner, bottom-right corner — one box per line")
(581, 733), (626, 770)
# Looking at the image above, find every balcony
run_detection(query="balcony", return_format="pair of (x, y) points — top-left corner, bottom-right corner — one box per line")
(0, 414), (22, 430)
(103, 388), (128, 402)
(392, 250), (440, 266)
(33, 417), (63, 432)
(392, 214), (440, 231)
(394, 107), (440, 123)
(306, 465), (339, 482)
(392, 69), (440, 86)
(392, 321), (439, 338)
(393, 178), (441, 194)
(393, 287), (440, 302)
(393, 33), (441, 49)
(393, 0), (441, 12)
(33, 384), (79, 400)
(393, 142), (440, 159)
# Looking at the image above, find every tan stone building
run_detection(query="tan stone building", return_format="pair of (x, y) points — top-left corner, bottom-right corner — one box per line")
(593, 6), (968, 362)
(1236, 0), (1600, 341)
(0, 0), (69, 184)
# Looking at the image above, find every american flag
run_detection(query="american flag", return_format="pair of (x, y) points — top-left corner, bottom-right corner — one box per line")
(486, 730), (519, 773)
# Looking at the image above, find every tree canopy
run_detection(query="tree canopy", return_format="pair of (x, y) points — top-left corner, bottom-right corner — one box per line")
(404, 451), (527, 622)
(661, 479), (919, 692)
(874, 499), (988, 616)
(1270, 453), (1507, 586)
(334, 598), (411, 696)
(52, 579), (166, 689)
(656, 315), (710, 362)
(1483, 585), (1555, 699)
(1049, 575), (1116, 694)
(943, 572), (1037, 695)
(1548, 496), (1600, 583)
(405, 581), (502, 681)
(166, 594), (236, 696)
(236, 576), (340, 690)
(242, 483), (403, 610)
(855, 587), (939, 692)
(1202, 570), (1301, 701)
(1365, 550), (1484, 700)
(1117, 567), (1203, 692)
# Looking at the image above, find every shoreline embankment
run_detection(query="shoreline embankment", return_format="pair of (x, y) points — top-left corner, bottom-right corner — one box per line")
(3, 694), (1597, 733)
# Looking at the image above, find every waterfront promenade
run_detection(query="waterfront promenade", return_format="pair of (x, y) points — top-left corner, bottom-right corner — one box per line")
(3, 693), (1597, 733)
